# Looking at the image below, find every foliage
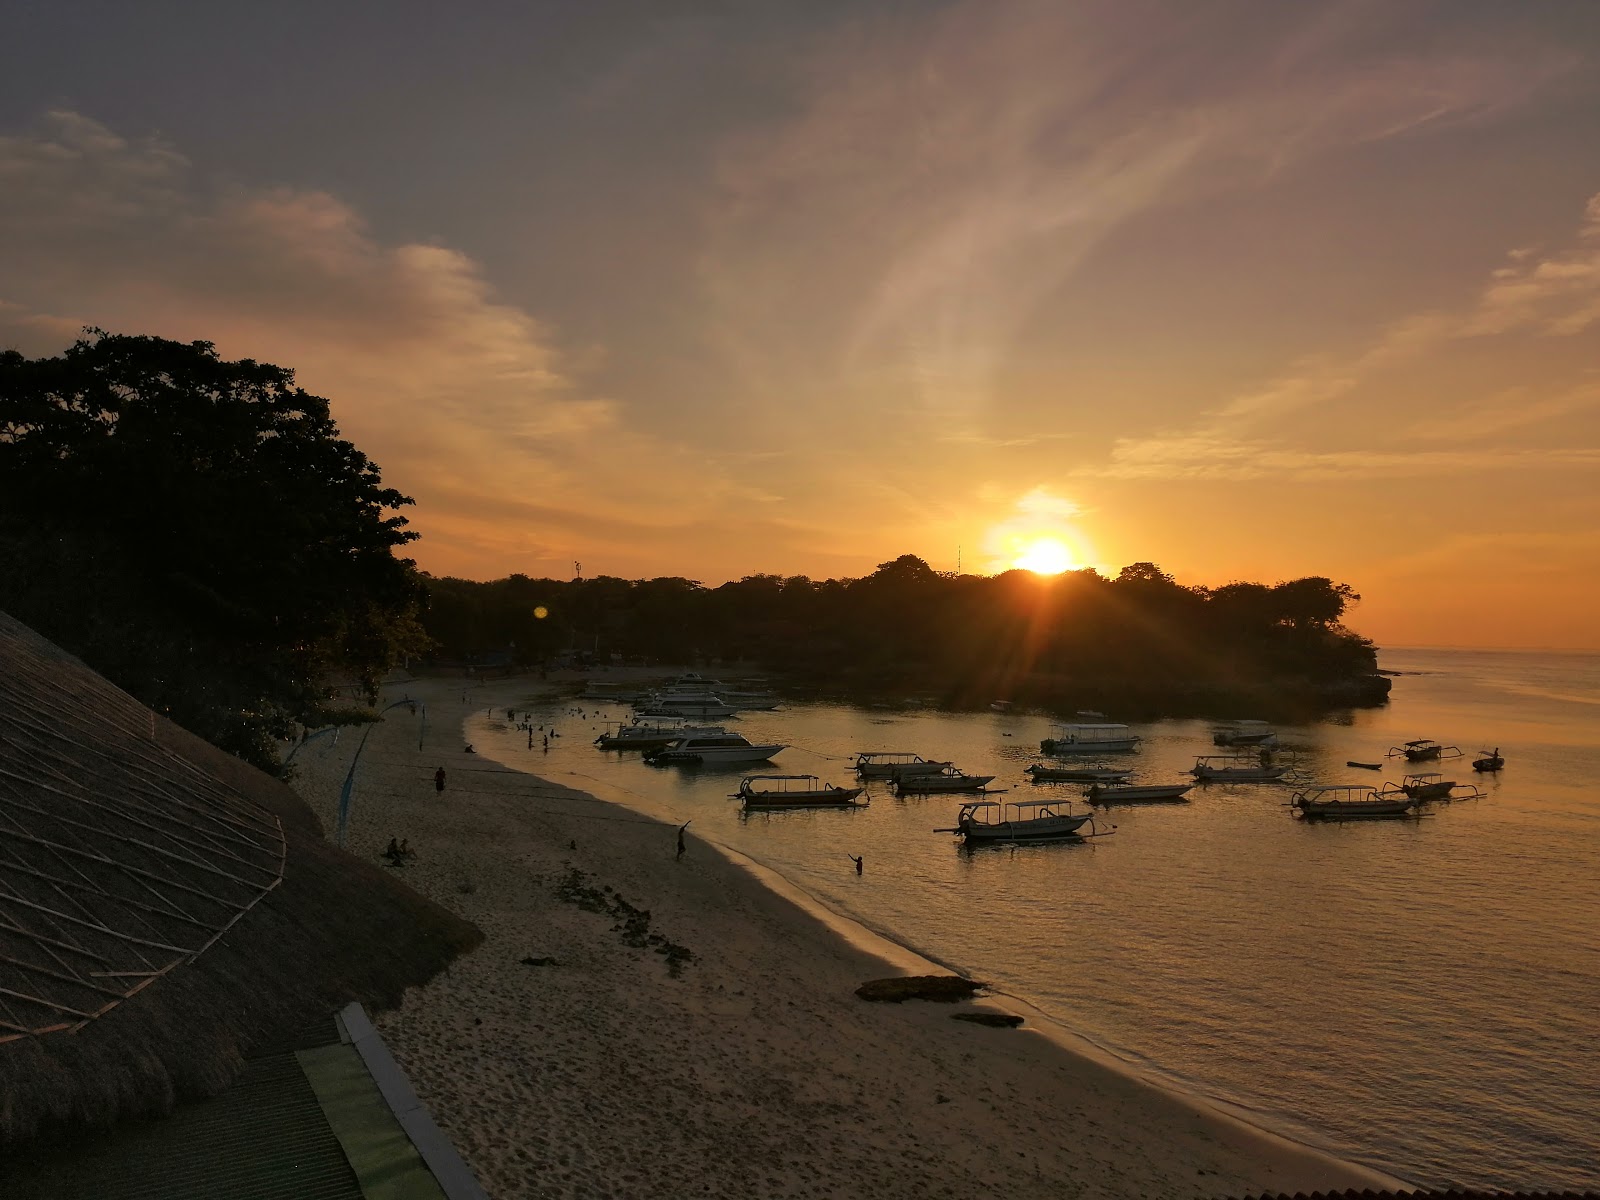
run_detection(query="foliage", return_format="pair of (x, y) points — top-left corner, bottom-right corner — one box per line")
(419, 555), (1381, 714)
(0, 331), (426, 769)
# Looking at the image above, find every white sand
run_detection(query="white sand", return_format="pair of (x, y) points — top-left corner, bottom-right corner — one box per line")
(289, 676), (1400, 1200)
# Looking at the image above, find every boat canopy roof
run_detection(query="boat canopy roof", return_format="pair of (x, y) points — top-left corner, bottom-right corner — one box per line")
(741, 774), (820, 784)
(1295, 785), (1378, 800)
(1051, 722), (1131, 733)
(1403, 738), (1438, 747)
(1007, 799), (1071, 811)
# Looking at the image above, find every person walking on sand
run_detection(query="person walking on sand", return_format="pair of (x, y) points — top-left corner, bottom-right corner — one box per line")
(434, 767), (446, 794)
(676, 821), (690, 861)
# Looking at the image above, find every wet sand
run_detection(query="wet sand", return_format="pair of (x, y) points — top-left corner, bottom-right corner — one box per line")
(289, 675), (1399, 1199)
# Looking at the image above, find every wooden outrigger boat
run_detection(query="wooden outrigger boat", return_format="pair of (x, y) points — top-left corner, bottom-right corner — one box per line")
(942, 798), (1099, 843)
(1472, 748), (1505, 772)
(1290, 785), (1422, 819)
(1085, 781), (1192, 805)
(1024, 763), (1132, 783)
(1210, 719), (1279, 748)
(1190, 754), (1290, 782)
(1040, 722), (1140, 754)
(854, 752), (950, 779)
(1387, 738), (1463, 763)
(735, 775), (866, 808)
(895, 768), (995, 795)
(1384, 773), (1485, 803)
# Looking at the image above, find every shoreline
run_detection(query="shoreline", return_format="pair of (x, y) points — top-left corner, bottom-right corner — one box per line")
(289, 673), (1404, 1199)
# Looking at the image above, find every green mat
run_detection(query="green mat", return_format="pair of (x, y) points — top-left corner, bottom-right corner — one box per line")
(297, 1044), (447, 1200)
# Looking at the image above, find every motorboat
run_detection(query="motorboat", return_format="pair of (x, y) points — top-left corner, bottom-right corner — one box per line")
(1210, 719), (1279, 748)
(854, 752), (949, 778)
(946, 799), (1097, 843)
(1472, 748), (1505, 772)
(1085, 782), (1192, 805)
(1190, 754), (1290, 782)
(736, 775), (865, 808)
(594, 720), (725, 750)
(1386, 774), (1485, 803)
(635, 694), (740, 719)
(1024, 763), (1132, 783)
(644, 732), (785, 765)
(1290, 785), (1421, 819)
(1387, 739), (1463, 763)
(1040, 723), (1140, 754)
(894, 768), (995, 795)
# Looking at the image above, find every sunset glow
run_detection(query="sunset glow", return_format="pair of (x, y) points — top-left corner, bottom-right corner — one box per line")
(1012, 538), (1075, 576)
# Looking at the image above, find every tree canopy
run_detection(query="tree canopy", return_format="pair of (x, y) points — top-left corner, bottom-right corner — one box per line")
(0, 331), (425, 768)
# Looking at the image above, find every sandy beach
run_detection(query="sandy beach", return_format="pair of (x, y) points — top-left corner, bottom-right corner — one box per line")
(288, 674), (1398, 1200)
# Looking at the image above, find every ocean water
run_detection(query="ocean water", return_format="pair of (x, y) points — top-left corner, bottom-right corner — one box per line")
(473, 648), (1600, 1191)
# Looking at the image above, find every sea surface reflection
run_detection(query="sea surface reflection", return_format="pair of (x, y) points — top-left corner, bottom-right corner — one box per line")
(473, 648), (1600, 1192)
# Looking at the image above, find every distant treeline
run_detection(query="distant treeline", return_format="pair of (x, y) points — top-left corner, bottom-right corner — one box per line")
(422, 556), (1387, 717)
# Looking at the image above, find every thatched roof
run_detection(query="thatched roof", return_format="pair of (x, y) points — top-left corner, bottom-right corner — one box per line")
(1229, 1190), (1599, 1199)
(0, 610), (481, 1149)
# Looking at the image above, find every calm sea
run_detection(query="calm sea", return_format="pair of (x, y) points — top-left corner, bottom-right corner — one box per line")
(471, 648), (1600, 1192)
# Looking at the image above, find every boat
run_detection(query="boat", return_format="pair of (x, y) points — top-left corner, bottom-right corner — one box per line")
(580, 683), (650, 703)
(1024, 763), (1132, 783)
(1085, 782), (1192, 805)
(1387, 738), (1463, 762)
(854, 752), (949, 778)
(1190, 754), (1290, 782)
(1210, 719), (1279, 748)
(894, 768), (996, 794)
(736, 775), (865, 808)
(1040, 723), (1140, 754)
(594, 720), (726, 750)
(1472, 748), (1505, 772)
(945, 799), (1097, 843)
(1386, 774), (1485, 803)
(634, 694), (740, 719)
(886, 759), (957, 783)
(1347, 761), (1383, 770)
(644, 732), (785, 765)
(1290, 785), (1421, 819)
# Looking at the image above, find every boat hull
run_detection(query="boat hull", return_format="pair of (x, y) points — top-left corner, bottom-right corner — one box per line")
(1086, 784), (1192, 804)
(960, 814), (1092, 841)
(1295, 799), (1418, 818)
(1192, 768), (1289, 782)
(896, 775), (995, 794)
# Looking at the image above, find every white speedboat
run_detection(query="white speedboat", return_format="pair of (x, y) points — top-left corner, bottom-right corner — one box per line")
(1040, 723), (1140, 754)
(644, 732), (784, 765)
(1291, 785), (1421, 819)
(894, 768), (995, 795)
(1190, 754), (1289, 782)
(1210, 720), (1279, 748)
(736, 775), (865, 808)
(948, 799), (1096, 843)
(594, 721), (725, 750)
(635, 694), (740, 719)
(1085, 781), (1193, 804)
(855, 752), (949, 778)
(1025, 763), (1132, 783)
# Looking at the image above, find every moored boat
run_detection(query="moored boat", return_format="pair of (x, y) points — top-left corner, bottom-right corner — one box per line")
(1085, 781), (1192, 804)
(854, 752), (948, 778)
(1387, 738), (1463, 762)
(894, 768), (995, 794)
(1210, 719), (1279, 748)
(1190, 754), (1290, 783)
(1386, 773), (1485, 803)
(736, 775), (865, 808)
(594, 720), (726, 750)
(1290, 785), (1421, 819)
(1024, 763), (1132, 783)
(1472, 748), (1505, 772)
(644, 732), (785, 765)
(635, 694), (741, 719)
(946, 799), (1097, 843)
(1040, 723), (1140, 754)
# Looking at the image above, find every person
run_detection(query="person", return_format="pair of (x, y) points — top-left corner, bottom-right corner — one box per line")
(542, 735), (549, 753)
(399, 838), (414, 859)
(435, 767), (446, 793)
(676, 821), (690, 861)
(849, 854), (864, 875)
(384, 837), (402, 866)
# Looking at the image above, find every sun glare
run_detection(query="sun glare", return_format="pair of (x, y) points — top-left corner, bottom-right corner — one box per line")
(1013, 537), (1074, 575)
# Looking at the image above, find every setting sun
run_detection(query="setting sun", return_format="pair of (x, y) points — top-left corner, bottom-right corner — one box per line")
(1013, 537), (1074, 575)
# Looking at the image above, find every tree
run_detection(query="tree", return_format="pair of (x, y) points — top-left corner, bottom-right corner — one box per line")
(0, 330), (425, 770)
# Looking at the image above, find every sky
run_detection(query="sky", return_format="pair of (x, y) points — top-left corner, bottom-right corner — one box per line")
(2, 1), (1599, 649)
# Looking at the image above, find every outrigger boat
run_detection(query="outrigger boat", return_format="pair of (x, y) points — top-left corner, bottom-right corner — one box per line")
(943, 799), (1099, 843)
(594, 720), (725, 750)
(1085, 782), (1192, 804)
(735, 775), (865, 808)
(1387, 738), (1463, 763)
(1472, 748), (1505, 772)
(1040, 723), (1140, 753)
(1383, 773), (1485, 803)
(854, 752), (950, 779)
(1190, 754), (1290, 782)
(1211, 719), (1279, 748)
(895, 768), (995, 795)
(1024, 763), (1132, 783)
(1290, 785), (1421, 819)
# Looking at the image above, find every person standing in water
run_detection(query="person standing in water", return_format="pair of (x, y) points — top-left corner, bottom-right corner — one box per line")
(849, 854), (863, 875)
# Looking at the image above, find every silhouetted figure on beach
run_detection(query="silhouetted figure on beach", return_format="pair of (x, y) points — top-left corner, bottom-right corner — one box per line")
(435, 767), (446, 793)
(464, 743), (476, 754)
(384, 837), (403, 866)
(528, 729), (533, 749)
(677, 821), (690, 861)
(849, 855), (863, 875)
(542, 735), (549, 753)
(399, 838), (414, 859)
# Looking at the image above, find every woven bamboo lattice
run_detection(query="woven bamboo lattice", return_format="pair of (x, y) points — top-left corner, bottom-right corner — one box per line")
(0, 627), (285, 1043)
